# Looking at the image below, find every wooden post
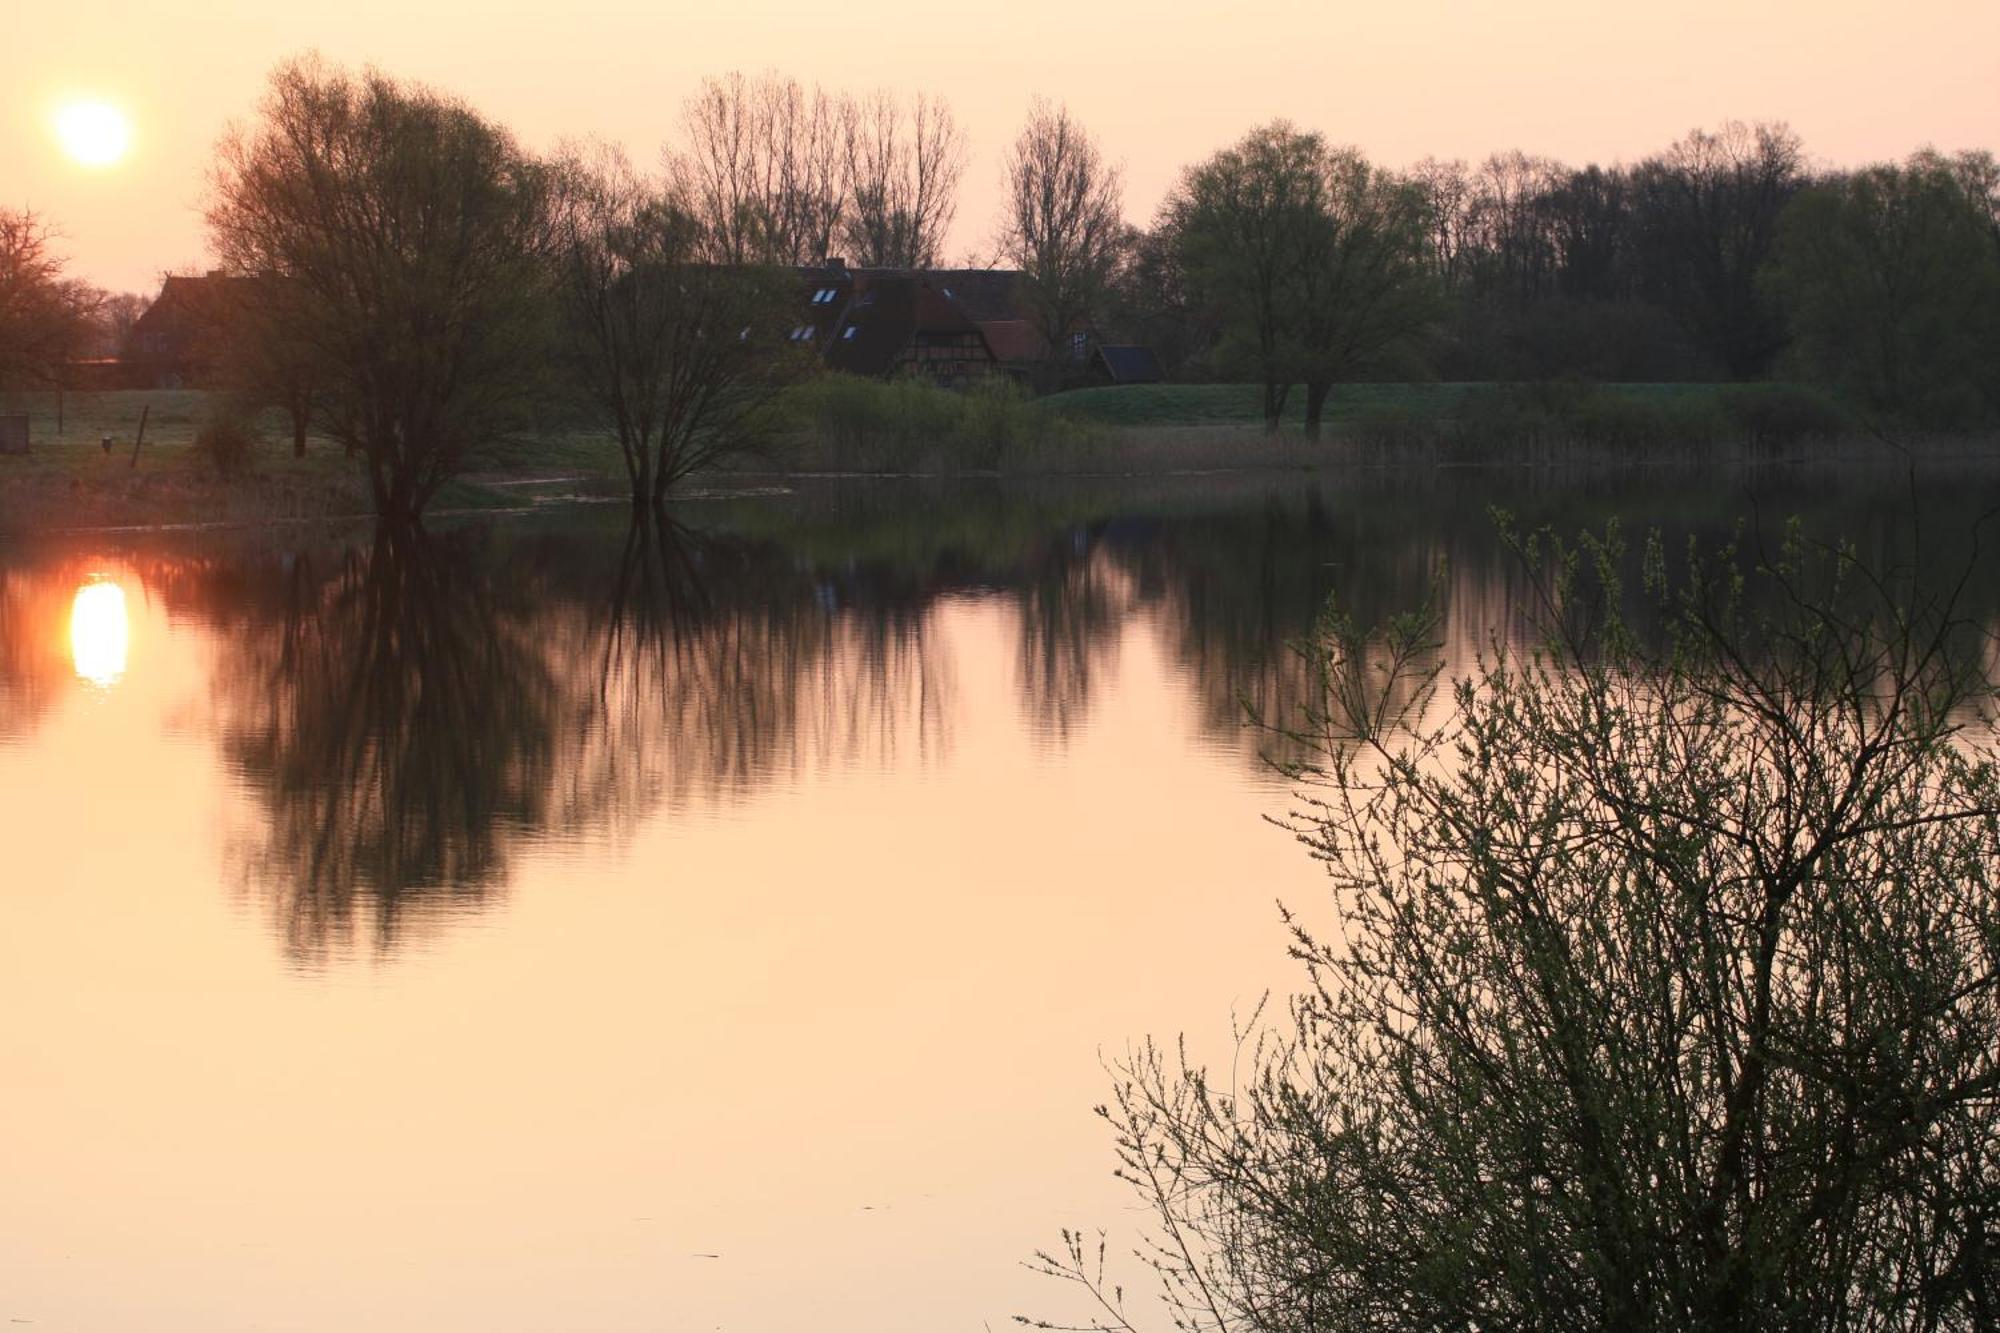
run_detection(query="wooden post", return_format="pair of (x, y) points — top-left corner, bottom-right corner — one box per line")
(129, 403), (150, 469)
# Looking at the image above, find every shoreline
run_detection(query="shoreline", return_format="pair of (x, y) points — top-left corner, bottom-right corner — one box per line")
(8, 444), (2000, 539)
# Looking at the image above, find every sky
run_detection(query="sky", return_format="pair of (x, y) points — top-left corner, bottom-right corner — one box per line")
(7, 0), (1998, 294)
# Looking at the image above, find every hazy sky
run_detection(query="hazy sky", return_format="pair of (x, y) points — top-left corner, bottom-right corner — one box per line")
(8, 0), (1997, 292)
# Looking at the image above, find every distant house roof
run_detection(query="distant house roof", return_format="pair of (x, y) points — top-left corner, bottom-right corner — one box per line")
(822, 276), (994, 377)
(1092, 345), (1165, 385)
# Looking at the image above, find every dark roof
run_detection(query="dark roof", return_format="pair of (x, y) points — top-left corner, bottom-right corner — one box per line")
(822, 276), (993, 377)
(1093, 345), (1165, 385)
(791, 267), (856, 348)
(903, 269), (1026, 323)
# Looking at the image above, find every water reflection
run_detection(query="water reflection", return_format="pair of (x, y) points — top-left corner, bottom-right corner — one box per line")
(69, 580), (130, 687)
(217, 523), (562, 959)
(5, 468), (1994, 963)
(0, 565), (74, 737)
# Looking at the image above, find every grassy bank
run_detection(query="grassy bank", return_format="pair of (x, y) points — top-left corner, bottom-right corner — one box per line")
(0, 390), (630, 529)
(5, 382), (1995, 531)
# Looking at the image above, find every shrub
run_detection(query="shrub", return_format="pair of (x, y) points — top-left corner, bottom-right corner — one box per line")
(1344, 403), (1440, 454)
(193, 408), (260, 476)
(784, 373), (1096, 472)
(1042, 521), (2000, 1333)
(1719, 382), (1853, 451)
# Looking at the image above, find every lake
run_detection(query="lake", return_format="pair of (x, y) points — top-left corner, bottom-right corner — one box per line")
(2, 466), (1993, 1331)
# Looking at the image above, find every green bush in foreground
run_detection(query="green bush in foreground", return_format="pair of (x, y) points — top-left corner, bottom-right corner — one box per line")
(1035, 521), (2000, 1333)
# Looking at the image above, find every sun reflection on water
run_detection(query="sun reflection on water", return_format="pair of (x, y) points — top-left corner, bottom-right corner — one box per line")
(70, 580), (130, 687)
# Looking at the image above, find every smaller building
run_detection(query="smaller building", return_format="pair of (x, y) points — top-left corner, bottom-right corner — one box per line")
(1091, 345), (1165, 386)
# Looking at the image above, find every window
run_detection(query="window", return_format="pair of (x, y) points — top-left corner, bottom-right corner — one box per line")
(842, 326), (858, 341)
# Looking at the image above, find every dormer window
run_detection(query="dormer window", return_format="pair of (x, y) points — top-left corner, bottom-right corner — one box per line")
(842, 326), (858, 340)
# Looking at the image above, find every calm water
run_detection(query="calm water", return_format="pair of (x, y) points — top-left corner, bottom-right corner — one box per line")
(2, 468), (1993, 1331)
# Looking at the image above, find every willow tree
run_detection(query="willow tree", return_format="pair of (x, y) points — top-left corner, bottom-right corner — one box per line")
(207, 57), (557, 521)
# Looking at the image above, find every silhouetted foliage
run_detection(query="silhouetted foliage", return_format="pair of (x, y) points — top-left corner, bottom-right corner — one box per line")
(671, 72), (966, 269)
(1771, 155), (2000, 428)
(1032, 517), (2000, 1333)
(551, 143), (804, 507)
(207, 57), (559, 520)
(841, 89), (967, 269)
(1001, 100), (1126, 383)
(1165, 124), (1436, 433)
(0, 209), (102, 391)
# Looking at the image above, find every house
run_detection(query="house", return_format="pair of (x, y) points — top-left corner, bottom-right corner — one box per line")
(121, 272), (254, 388)
(792, 261), (999, 385)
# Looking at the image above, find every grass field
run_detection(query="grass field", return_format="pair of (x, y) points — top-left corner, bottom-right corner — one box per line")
(1041, 381), (1728, 428)
(0, 389), (629, 529)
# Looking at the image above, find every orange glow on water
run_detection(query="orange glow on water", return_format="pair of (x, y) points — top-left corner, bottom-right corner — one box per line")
(69, 580), (130, 686)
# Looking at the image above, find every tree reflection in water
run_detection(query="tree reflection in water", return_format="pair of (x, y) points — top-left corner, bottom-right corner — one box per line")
(554, 514), (951, 836)
(217, 515), (952, 960)
(220, 522), (561, 959)
(1013, 528), (1130, 743)
(28, 469), (1987, 963)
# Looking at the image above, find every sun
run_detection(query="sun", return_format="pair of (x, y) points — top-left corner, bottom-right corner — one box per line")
(54, 100), (132, 168)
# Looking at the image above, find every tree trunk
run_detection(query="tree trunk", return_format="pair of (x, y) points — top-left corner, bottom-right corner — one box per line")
(1303, 381), (1332, 440)
(1262, 379), (1290, 434)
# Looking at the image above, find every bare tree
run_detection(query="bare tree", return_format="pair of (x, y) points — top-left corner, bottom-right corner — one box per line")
(207, 56), (559, 520)
(675, 72), (853, 266)
(1000, 99), (1125, 380)
(94, 290), (150, 359)
(841, 90), (967, 268)
(552, 144), (803, 511)
(0, 210), (100, 391)
(1408, 157), (1475, 292)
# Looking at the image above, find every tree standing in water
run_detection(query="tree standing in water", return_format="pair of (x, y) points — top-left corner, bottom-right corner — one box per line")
(207, 57), (558, 521)
(550, 144), (802, 512)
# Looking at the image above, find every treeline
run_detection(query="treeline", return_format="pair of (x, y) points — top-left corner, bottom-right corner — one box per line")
(1107, 122), (2000, 431)
(4, 57), (1998, 521)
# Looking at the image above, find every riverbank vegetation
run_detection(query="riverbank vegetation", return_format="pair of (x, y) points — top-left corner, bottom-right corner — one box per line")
(1032, 519), (2000, 1332)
